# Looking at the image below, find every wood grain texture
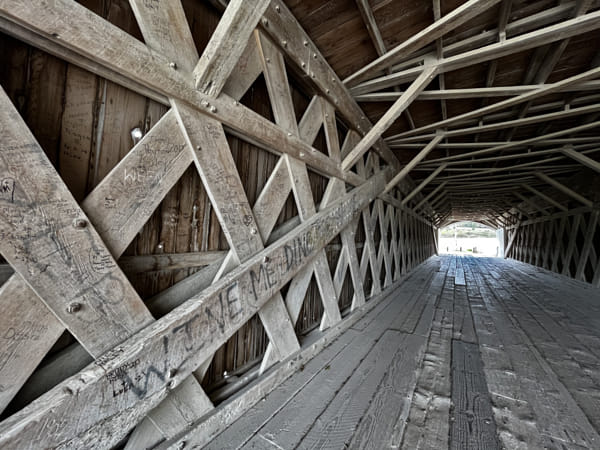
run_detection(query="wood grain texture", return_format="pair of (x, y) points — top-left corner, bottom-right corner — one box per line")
(194, 0), (270, 96)
(0, 86), (152, 356)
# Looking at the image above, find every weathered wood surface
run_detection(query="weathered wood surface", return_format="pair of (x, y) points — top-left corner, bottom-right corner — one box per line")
(0, 86), (152, 355)
(0, 169), (388, 449)
(0, 107), (192, 413)
(206, 255), (600, 450)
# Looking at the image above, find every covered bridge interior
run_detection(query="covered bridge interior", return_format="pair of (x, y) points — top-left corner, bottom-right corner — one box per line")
(0, 0), (599, 448)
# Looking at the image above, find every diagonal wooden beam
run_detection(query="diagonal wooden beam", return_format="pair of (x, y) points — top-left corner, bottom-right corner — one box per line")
(256, 32), (342, 335)
(575, 210), (599, 281)
(345, 0), (502, 86)
(355, 0), (386, 57)
(388, 103), (600, 144)
(388, 67), (600, 140)
(0, 86), (159, 353)
(193, 0), (270, 96)
(521, 184), (569, 213)
(0, 109), (195, 413)
(128, 0), (198, 73)
(351, 10), (600, 95)
(414, 181), (448, 213)
(401, 164), (448, 206)
(535, 172), (594, 208)
(0, 0), (358, 186)
(560, 146), (600, 173)
(384, 135), (444, 194)
(0, 168), (390, 450)
(125, 4), (299, 444)
(342, 65), (438, 171)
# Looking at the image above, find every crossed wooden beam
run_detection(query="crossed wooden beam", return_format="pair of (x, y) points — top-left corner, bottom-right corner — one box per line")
(0, 0), (435, 447)
(0, 0), (597, 446)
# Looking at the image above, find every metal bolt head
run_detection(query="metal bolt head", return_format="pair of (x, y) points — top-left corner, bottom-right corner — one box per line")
(250, 228), (257, 235)
(67, 302), (82, 314)
(263, 256), (270, 263)
(262, 18), (269, 26)
(275, 5), (281, 12)
(169, 62), (177, 70)
(168, 368), (177, 379)
(73, 218), (87, 229)
(303, 40), (308, 46)
(210, 106), (217, 113)
(282, 40), (287, 47)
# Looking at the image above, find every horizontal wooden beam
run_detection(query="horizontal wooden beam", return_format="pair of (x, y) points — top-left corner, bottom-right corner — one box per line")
(385, 67), (600, 140)
(560, 146), (600, 173)
(344, 0), (502, 86)
(119, 252), (228, 274)
(351, 10), (600, 95)
(388, 103), (600, 143)
(414, 121), (600, 165)
(355, 82), (600, 102)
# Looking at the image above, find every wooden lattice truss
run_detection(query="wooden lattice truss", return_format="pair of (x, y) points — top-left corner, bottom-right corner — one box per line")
(0, 0), (598, 447)
(0, 0), (437, 447)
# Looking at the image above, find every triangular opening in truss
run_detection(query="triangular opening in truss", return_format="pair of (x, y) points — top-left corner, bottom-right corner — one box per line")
(121, 164), (227, 304)
(200, 312), (267, 394)
(238, 74), (275, 123)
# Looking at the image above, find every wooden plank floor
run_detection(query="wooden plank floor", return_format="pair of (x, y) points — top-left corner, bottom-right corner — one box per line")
(205, 255), (600, 449)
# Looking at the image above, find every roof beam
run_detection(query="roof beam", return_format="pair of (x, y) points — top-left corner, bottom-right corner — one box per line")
(560, 146), (600, 173)
(355, 81), (600, 101)
(388, 103), (600, 143)
(342, 65), (438, 170)
(351, 10), (600, 95)
(383, 135), (444, 194)
(401, 164), (448, 206)
(345, 0), (502, 86)
(412, 120), (600, 165)
(355, 0), (386, 57)
(535, 172), (594, 207)
(387, 66), (600, 139)
(521, 184), (569, 212)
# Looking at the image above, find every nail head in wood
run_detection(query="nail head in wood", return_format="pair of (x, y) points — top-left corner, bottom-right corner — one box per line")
(73, 218), (88, 229)
(67, 302), (82, 314)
